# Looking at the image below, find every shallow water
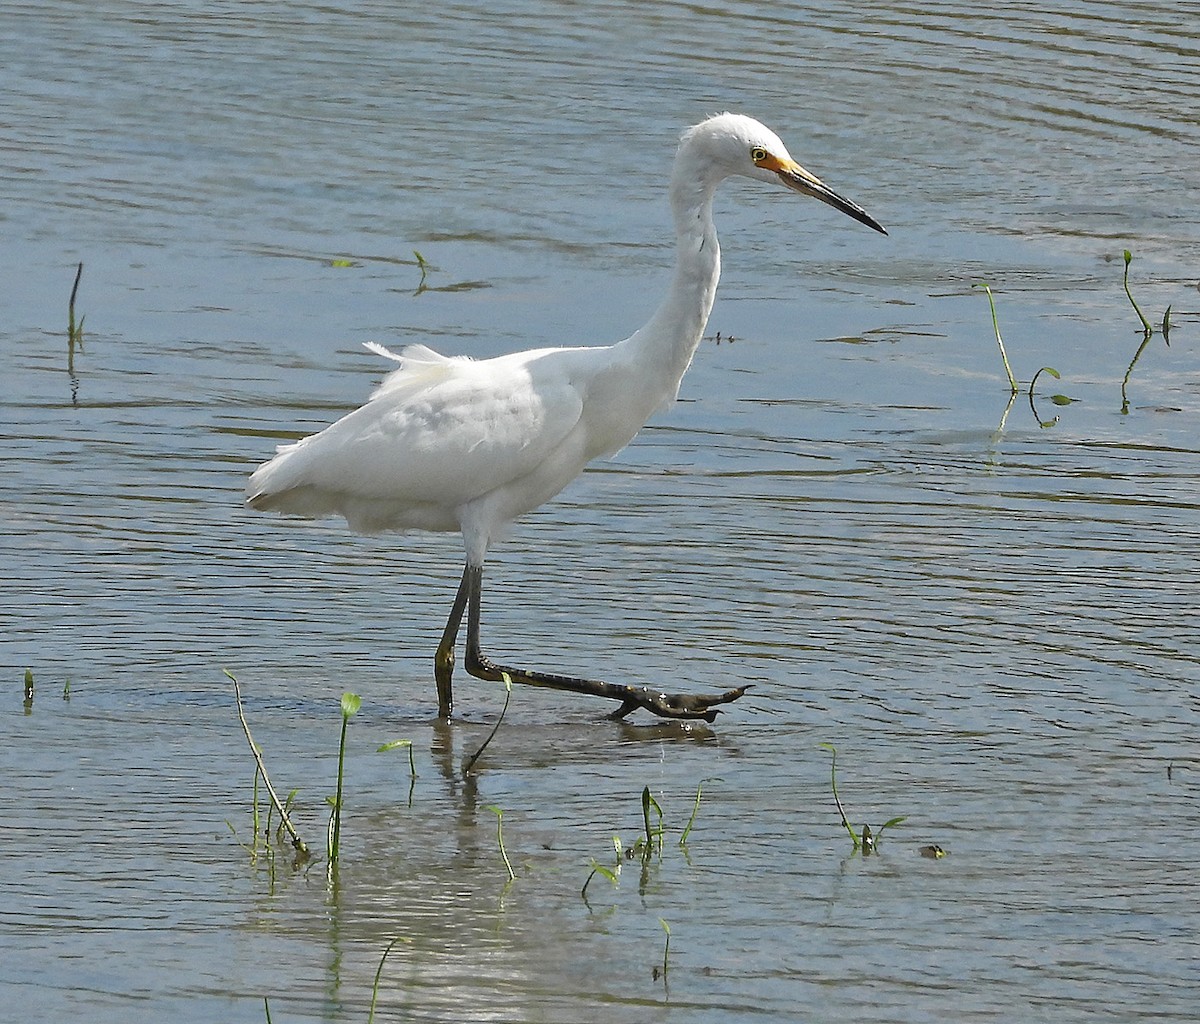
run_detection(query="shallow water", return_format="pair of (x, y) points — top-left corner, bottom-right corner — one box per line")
(2, 2), (1198, 1021)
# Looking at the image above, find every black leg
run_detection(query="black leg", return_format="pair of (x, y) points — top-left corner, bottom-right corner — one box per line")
(434, 566), (471, 719)
(460, 564), (748, 723)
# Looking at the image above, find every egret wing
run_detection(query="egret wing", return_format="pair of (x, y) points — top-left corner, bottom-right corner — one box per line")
(247, 346), (585, 530)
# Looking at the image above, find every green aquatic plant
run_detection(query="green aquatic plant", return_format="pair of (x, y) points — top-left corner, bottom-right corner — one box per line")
(581, 835), (627, 902)
(327, 691), (361, 872)
(377, 737), (417, 779)
(580, 856), (620, 900)
(972, 283), (1018, 395)
(641, 786), (665, 862)
(413, 249), (430, 294)
(1122, 250), (1174, 343)
(68, 262), (85, 347)
(66, 262), (84, 407)
(582, 782), (717, 903)
(973, 284), (1075, 430)
(657, 917), (672, 980)
(379, 737), (417, 806)
(462, 671), (513, 775)
(1118, 256), (1174, 414)
(1122, 249), (1154, 336)
(1029, 366), (1070, 402)
(225, 669), (310, 860)
(818, 743), (906, 854)
(485, 804), (516, 882)
(367, 937), (412, 1024)
(262, 934), (412, 1024)
(679, 777), (720, 845)
(251, 762), (263, 849)
(1027, 366), (1074, 428)
(274, 788), (300, 845)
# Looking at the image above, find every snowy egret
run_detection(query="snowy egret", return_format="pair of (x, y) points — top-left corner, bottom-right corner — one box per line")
(247, 112), (885, 723)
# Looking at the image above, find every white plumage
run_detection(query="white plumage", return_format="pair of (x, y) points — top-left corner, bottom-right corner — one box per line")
(247, 112), (885, 722)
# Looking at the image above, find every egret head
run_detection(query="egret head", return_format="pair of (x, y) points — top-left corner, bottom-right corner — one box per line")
(680, 112), (886, 235)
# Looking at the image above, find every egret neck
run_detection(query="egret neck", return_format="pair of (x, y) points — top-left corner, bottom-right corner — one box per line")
(615, 144), (723, 409)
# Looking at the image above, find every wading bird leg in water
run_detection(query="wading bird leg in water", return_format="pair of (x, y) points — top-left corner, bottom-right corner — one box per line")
(432, 563), (749, 723)
(433, 566), (471, 716)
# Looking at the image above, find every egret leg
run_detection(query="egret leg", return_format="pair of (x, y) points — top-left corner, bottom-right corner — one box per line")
(460, 564), (748, 723)
(434, 566), (471, 719)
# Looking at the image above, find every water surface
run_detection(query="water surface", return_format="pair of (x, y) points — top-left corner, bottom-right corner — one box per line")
(2, 2), (1198, 1021)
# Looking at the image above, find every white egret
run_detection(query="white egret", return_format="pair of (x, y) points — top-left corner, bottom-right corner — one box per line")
(247, 112), (885, 723)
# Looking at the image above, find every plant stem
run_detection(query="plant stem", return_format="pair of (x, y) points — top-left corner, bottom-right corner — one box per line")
(367, 937), (410, 1024)
(679, 780), (707, 845)
(413, 250), (429, 295)
(1027, 366), (1063, 428)
(1122, 250), (1153, 335)
(819, 743), (860, 848)
(973, 283), (1018, 394)
(581, 858), (618, 900)
(329, 693), (360, 867)
(226, 669), (309, 858)
(462, 672), (512, 774)
(252, 766), (262, 849)
(641, 786), (664, 860)
(486, 805), (515, 881)
(329, 715), (348, 864)
(68, 262), (84, 344)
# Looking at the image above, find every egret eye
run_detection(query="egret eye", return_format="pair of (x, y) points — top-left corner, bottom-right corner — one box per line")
(751, 147), (769, 164)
